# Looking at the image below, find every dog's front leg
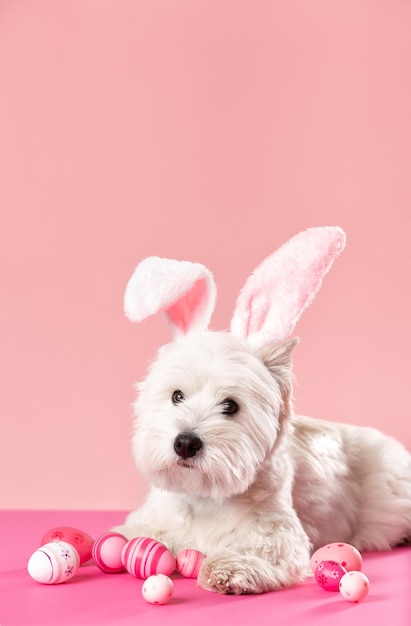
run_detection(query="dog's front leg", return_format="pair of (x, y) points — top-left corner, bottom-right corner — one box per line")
(198, 519), (312, 594)
(199, 550), (310, 594)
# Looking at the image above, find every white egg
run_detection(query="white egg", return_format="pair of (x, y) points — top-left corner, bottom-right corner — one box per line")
(339, 571), (370, 602)
(27, 541), (80, 584)
(142, 574), (174, 604)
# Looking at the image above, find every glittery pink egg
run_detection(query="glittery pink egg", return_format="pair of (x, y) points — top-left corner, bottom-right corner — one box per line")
(176, 549), (205, 578)
(310, 542), (363, 573)
(41, 526), (94, 565)
(92, 532), (128, 573)
(28, 541), (80, 584)
(315, 560), (347, 591)
(339, 571), (370, 602)
(121, 537), (176, 579)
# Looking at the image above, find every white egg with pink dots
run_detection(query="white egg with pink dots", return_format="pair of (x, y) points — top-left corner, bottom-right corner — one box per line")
(339, 571), (370, 602)
(142, 574), (174, 604)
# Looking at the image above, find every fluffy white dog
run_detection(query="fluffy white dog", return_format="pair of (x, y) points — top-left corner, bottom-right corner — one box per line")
(114, 227), (411, 594)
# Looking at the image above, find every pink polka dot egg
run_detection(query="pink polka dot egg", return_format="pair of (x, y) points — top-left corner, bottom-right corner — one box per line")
(339, 571), (370, 602)
(310, 542), (363, 573)
(142, 574), (174, 605)
(315, 560), (347, 591)
(28, 541), (80, 584)
(41, 526), (94, 565)
(121, 537), (176, 579)
(92, 532), (128, 573)
(176, 549), (205, 578)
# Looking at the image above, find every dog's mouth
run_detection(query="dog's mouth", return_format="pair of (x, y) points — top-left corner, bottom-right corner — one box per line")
(176, 458), (196, 469)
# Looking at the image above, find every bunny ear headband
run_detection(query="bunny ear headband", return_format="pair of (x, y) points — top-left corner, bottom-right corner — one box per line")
(124, 226), (346, 352)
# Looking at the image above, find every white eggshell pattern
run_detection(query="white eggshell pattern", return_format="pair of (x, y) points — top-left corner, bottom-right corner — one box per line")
(27, 541), (80, 584)
(339, 571), (370, 602)
(310, 542), (363, 573)
(142, 574), (174, 605)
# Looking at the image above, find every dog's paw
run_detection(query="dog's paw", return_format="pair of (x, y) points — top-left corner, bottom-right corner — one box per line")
(198, 554), (278, 595)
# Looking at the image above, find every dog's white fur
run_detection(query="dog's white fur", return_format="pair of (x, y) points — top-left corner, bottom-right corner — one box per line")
(115, 330), (411, 594)
(115, 229), (410, 593)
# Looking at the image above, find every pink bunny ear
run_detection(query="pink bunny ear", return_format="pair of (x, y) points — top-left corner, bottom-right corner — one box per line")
(124, 256), (216, 336)
(230, 226), (346, 351)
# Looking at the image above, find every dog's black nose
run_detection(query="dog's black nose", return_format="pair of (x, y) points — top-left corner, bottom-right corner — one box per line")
(174, 433), (202, 459)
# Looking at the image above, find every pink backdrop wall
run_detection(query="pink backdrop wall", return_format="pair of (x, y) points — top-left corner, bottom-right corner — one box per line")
(1, 0), (410, 510)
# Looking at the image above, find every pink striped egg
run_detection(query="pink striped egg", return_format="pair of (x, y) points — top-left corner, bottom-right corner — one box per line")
(41, 526), (94, 565)
(28, 541), (80, 584)
(121, 537), (176, 579)
(176, 549), (205, 578)
(92, 532), (128, 573)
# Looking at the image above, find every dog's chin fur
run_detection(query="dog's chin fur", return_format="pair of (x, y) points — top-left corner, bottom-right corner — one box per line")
(114, 330), (411, 594)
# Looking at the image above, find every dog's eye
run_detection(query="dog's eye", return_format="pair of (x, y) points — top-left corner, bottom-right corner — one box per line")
(221, 398), (239, 416)
(172, 390), (185, 405)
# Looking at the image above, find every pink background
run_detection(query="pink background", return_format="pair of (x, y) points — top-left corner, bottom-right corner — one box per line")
(1, 0), (410, 510)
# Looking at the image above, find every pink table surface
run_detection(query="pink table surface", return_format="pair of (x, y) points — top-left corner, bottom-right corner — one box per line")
(0, 510), (410, 626)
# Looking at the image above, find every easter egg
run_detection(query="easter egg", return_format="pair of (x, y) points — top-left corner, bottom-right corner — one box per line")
(41, 526), (94, 565)
(92, 532), (128, 573)
(176, 549), (205, 578)
(310, 542), (363, 573)
(339, 571), (370, 602)
(28, 541), (80, 584)
(315, 560), (347, 591)
(142, 574), (174, 605)
(121, 537), (176, 579)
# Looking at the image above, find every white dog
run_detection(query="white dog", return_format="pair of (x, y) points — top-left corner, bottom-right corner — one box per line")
(114, 227), (411, 594)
